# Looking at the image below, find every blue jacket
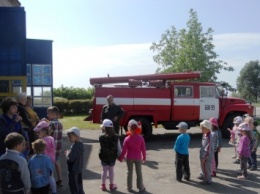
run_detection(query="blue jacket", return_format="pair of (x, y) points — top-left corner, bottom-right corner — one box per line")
(28, 154), (54, 188)
(174, 133), (190, 155)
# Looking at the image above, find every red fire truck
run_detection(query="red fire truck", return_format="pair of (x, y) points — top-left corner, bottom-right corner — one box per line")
(89, 71), (254, 140)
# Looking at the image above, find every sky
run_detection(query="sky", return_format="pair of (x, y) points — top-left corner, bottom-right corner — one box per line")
(19, 0), (260, 89)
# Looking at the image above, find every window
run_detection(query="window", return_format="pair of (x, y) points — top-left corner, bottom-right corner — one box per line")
(200, 86), (215, 98)
(32, 64), (52, 85)
(33, 86), (52, 107)
(174, 86), (193, 98)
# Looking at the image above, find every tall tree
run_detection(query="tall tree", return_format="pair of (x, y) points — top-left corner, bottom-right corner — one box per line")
(237, 60), (260, 102)
(150, 9), (233, 82)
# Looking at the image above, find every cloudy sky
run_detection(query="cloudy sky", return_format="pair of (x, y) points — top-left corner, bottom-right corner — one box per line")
(19, 0), (260, 88)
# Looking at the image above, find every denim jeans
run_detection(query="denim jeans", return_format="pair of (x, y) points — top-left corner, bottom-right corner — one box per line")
(248, 151), (257, 168)
(126, 160), (144, 190)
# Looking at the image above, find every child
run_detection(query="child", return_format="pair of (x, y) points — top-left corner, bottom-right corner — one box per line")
(99, 119), (121, 191)
(173, 122), (190, 182)
(118, 119), (146, 192)
(47, 106), (63, 186)
(0, 98), (29, 157)
(228, 116), (243, 163)
(33, 120), (57, 194)
(197, 120), (214, 185)
(209, 117), (222, 176)
(237, 122), (251, 179)
(209, 117), (218, 177)
(65, 127), (85, 194)
(0, 132), (31, 194)
(28, 139), (54, 194)
(245, 117), (259, 171)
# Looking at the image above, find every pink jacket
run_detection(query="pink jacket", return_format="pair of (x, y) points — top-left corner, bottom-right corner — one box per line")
(237, 135), (250, 157)
(119, 133), (146, 161)
(43, 136), (55, 163)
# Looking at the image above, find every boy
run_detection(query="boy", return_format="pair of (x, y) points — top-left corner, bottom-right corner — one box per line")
(65, 127), (85, 194)
(198, 120), (214, 185)
(47, 106), (63, 186)
(173, 122), (190, 182)
(28, 139), (55, 194)
(0, 132), (31, 194)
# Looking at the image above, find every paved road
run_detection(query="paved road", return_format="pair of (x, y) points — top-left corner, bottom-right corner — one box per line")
(56, 127), (260, 194)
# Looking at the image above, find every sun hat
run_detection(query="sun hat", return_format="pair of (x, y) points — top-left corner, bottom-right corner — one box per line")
(100, 119), (113, 128)
(66, 127), (80, 137)
(176, 122), (188, 130)
(233, 116), (243, 124)
(200, 120), (212, 130)
(209, 117), (218, 128)
(33, 120), (49, 132)
(128, 119), (138, 127)
(238, 122), (250, 131)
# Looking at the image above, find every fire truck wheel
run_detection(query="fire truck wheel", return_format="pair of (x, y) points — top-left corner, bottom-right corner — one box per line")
(221, 114), (240, 138)
(140, 118), (152, 141)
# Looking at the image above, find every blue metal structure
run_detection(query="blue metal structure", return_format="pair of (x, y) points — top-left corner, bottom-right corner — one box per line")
(0, 7), (53, 118)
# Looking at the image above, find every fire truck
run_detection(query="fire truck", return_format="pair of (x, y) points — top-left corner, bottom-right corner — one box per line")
(89, 71), (254, 140)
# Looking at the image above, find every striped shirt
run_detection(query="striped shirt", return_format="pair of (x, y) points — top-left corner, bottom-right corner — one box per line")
(49, 119), (63, 158)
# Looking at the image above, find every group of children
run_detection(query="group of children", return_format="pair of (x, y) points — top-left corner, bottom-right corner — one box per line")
(0, 105), (86, 194)
(98, 119), (146, 193)
(228, 115), (259, 176)
(173, 114), (259, 185)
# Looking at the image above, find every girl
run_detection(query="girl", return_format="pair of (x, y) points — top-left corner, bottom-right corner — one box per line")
(228, 116), (243, 161)
(33, 120), (57, 194)
(118, 119), (146, 192)
(237, 122), (251, 179)
(99, 119), (121, 191)
(209, 117), (221, 177)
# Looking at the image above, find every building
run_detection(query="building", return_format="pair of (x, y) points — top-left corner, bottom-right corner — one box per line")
(0, 1), (53, 117)
(0, 0), (20, 7)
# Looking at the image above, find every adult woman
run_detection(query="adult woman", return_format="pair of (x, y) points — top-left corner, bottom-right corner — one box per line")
(25, 96), (39, 128)
(17, 93), (34, 156)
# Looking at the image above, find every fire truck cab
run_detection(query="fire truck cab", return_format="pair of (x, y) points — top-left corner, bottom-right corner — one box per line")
(89, 72), (254, 140)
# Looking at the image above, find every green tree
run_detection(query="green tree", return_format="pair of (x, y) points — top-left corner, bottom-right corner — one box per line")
(150, 9), (234, 82)
(237, 60), (260, 103)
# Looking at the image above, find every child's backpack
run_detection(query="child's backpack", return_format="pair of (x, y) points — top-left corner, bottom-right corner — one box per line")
(99, 135), (119, 161)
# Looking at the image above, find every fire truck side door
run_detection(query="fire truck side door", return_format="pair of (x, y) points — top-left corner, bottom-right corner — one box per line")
(199, 86), (219, 120)
(172, 85), (195, 121)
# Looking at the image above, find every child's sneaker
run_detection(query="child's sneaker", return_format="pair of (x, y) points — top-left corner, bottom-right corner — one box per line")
(100, 184), (106, 191)
(139, 187), (146, 192)
(56, 180), (63, 186)
(211, 171), (216, 177)
(237, 175), (246, 179)
(109, 184), (117, 191)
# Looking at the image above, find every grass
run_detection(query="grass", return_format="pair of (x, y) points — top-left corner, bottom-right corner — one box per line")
(59, 115), (100, 130)
(253, 103), (260, 107)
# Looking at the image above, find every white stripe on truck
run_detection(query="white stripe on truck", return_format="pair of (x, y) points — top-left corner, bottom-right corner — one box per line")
(96, 97), (199, 106)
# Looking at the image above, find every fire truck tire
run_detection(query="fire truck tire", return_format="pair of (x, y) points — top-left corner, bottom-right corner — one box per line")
(221, 114), (240, 138)
(140, 118), (152, 141)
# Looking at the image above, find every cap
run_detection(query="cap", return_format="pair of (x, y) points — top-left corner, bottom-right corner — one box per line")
(128, 119), (138, 127)
(66, 127), (80, 137)
(233, 116), (243, 124)
(209, 117), (218, 128)
(33, 121), (49, 132)
(200, 120), (212, 130)
(100, 119), (113, 128)
(238, 122), (250, 131)
(176, 122), (188, 129)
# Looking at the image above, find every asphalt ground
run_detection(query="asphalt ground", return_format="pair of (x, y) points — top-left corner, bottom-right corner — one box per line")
(56, 125), (260, 194)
